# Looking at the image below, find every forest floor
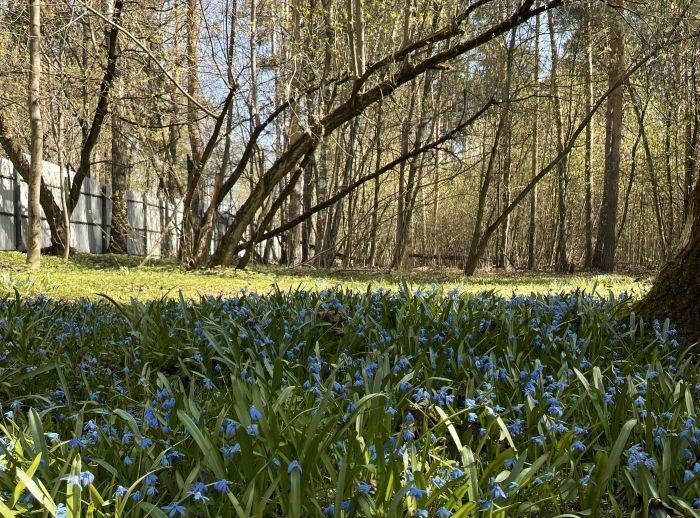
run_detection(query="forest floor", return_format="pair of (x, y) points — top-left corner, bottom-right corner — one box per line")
(0, 251), (651, 301)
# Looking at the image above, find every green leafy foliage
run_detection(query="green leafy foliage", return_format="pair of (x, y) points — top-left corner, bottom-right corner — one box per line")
(0, 285), (697, 517)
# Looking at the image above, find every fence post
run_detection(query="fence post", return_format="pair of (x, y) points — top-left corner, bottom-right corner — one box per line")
(142, 192), (148, 255)
(12, 166), (22, 251)
(101, 184), (109, 253)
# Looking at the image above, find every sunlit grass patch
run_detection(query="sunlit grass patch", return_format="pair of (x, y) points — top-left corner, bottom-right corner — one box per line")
(0, 251), (649, 301)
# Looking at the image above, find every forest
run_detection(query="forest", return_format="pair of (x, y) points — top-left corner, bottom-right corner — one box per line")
(0, 0), (696, 270)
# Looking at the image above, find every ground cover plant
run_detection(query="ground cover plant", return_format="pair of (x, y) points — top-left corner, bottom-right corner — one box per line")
(0, 287), (698, 517)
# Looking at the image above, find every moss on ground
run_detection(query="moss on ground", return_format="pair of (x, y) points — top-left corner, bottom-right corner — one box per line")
(0, 251), (651, 301)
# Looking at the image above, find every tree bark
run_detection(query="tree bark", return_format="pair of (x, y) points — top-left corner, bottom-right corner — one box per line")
(548, 10), (569, 272)
(583, 0), (594, 268)
(593, 0), (625, 272)
(527, 3), (540, 270)
(27, 0), (42, 269)
(635, 174), (700, 343)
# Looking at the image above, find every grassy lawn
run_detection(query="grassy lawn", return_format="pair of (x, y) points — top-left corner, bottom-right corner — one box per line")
(0, 251), (651, 301)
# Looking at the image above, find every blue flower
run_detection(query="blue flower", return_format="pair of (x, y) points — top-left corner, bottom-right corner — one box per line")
(432, 476), (446, 489)
(288, 459), (302, 474)
(491, 483), (507, 500)
(145, 407), (158, 428)
(571, 440), (586, 453)
(213, 479), (231, 493)
(449, 467), (464, 479)
(162, 503), (186, 517)
(357, 481), (372, 494)
(79, 471), (94, 487)
(407, 486), (427, 499)
(435, 507), (452, 518)
(249, 406), (263, 421)
(222, 442), (241, 458)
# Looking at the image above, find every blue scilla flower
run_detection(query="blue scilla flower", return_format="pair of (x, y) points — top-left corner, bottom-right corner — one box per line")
(407, 486), (427, 499)
(213, 479), (231, 493)
(222, 419), (239, 437)
(249, 406), (263, 421)
(78, 471), (94, 487)
(46, 432), (60, 443)
(246, 424), (259, 436)
(435, 507), (452, 517)
(627, 444), (654, 473)
(432, 476), (446, 489)
(114, 485), (128, 498)
(450, 467), (465, 479)
(288, 459), (302, 474)
(162, 503), (186, 517)
(56, 503), (67, 518)
(402, 429), (415, 441)
(357, 481), (372, 494)
(222, 442), (241, 458)
(571, 440), (586, 453)
(145, 407), (158, 428)
(417, 510), (428, 518)
(490, 483), (507, 500)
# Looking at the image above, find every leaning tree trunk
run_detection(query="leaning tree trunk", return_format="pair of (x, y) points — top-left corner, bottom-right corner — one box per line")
(635, 175), (700, 343)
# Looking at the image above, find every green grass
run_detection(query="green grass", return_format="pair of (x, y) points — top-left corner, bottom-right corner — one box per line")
(0, 252), (651, 301)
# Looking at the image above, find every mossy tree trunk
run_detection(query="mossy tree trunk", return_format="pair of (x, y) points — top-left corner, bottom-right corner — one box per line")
(635, 175), (700, 343)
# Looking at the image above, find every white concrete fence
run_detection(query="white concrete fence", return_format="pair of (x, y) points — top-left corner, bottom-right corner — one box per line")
(0, 157), (235, 258)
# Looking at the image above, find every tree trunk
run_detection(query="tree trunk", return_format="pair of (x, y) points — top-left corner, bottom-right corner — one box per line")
(27, 0), (42, 269)
(593, 0), (625, 272)
(548, 10), (569, 272)
(635, 174), (700, 343)
(527, 3), (540, 271)
(583, 0), (595, 268)
(108, 73), (129, 253)
(179, 0), (205, 263)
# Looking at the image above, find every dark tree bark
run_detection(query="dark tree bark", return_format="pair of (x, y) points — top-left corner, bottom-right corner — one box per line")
(593, 0), (625, 272)
(635, 175), (700, 343)
(108, 112), (129, 253)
